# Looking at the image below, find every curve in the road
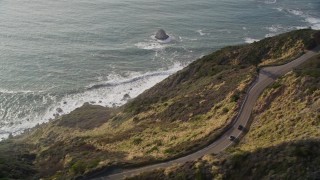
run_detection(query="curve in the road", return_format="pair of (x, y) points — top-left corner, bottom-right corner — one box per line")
(91, 47), (320, 180)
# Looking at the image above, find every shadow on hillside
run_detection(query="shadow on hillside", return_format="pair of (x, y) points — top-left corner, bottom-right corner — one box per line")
(0, 140), (37, 179)
(125, 139), (320, 180)
(260, 69), (279, 80)
(55, 103), (119, 130)
(223, 139), (320, 180)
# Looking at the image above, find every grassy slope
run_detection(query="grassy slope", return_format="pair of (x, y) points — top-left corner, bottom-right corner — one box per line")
(129, 53), (320, 180)
(0, 29), (319, 180)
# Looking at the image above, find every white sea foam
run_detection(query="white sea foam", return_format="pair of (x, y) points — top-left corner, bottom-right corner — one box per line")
(295, 26), (309, 30)
(312, 24), (320, 30)
(156, 36), (173, 44)
(264, 0), (277, 4)
(196, 30), (208, 36)
(244, 37), (259, 44)
(305, 17), (320, 24)
(180, 36), (197, 41)
(135, 34), (175, 50)
(264, 24), (287, 37)
(273, 7), (283, 12)
(264, 25), (309, 38)
(0, 89), (43, 94)
(281, 8), (320, 30)
(135, 42), (166, 50)
(265, 33), (275, 38)
(266, 25), (283, 32)
(264, 7), (320, 39)
(305, 17), (320, 30)
(287, 9), (304, 16)
(0, 63), (184, 140)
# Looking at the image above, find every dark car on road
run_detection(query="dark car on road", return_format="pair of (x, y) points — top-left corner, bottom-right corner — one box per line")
(238, 125), (244, 131)
(229, 136), (236, 141)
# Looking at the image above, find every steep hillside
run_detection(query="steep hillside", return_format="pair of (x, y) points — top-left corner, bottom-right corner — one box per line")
(0, 29), (319, 179)
(129, 53), (320, 180)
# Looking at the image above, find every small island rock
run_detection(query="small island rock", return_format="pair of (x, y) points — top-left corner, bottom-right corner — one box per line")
(155, 29), (169, 40)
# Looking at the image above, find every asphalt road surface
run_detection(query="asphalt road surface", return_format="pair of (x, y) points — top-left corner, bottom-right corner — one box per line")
(91, 47), (320, 180)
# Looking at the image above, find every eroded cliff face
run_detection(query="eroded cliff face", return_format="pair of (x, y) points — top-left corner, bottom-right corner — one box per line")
(0, 29), (319, 180)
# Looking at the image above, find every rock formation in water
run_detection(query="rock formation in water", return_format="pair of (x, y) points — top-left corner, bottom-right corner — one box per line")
(155, 29), (169, 40)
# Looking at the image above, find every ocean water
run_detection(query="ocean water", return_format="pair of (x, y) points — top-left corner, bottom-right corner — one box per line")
(0, 0), (319, 140)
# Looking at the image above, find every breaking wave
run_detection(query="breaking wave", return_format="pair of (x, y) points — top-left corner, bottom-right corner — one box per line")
(0, 63), (184, 140)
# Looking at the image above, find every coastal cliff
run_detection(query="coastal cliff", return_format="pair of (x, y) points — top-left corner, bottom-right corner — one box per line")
(129, 52), (320, 180)
(0, 29), (319, 179)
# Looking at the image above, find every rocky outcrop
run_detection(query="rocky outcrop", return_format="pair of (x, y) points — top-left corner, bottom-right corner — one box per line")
(56, 108), (63, 113)
(155, 29), (169, 40)
(121, 93), (131, 101)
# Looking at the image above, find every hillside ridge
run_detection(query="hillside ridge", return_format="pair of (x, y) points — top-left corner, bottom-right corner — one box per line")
(0, 29), (319, 180)
(127, 52), (320, 180)
(92, 43), (320, 180)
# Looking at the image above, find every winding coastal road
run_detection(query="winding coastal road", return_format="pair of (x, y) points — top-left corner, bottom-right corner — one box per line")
(91, 47), (320, 180)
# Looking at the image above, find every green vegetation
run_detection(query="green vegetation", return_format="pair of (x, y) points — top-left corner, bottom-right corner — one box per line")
(269, 81), (282, 89)
(128, 51), (320, 180)
(55, 103), (119, 130)
(295, 54), (320, 77)
(0, 29), (319, 179)
(243, 54), (320, 151)
(131, 140), (320, 180)
(0, 140), (37, 179)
